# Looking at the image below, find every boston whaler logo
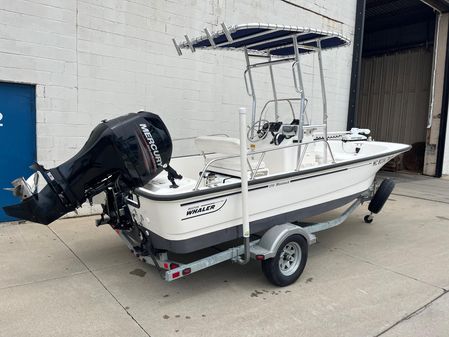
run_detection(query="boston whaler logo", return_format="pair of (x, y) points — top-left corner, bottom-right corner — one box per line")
(182, 199), (227, 220)
(139, 124), (163, 167)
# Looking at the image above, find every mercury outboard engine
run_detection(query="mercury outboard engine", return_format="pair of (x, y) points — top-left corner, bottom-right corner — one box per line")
(3, 111), (173, 225)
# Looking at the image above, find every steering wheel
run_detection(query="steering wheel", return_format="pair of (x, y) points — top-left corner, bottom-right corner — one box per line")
(247, 119), (270, 142)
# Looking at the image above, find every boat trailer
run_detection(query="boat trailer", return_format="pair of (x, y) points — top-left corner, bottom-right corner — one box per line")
(116, 188), (383, 286)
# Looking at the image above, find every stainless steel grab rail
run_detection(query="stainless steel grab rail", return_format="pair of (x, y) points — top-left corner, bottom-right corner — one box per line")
(258, 98), (309, 124)
(194, 138), (336, 190)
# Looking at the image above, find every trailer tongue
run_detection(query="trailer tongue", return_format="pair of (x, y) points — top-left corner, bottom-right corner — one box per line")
(3, 111), (173, 224)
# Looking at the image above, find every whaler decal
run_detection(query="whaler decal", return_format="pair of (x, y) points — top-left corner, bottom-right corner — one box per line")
(139, 123), (163, 167)
(182, 199), (227, 220)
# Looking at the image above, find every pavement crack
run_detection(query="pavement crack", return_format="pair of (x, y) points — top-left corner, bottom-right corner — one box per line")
(374, 289), (449, 337)
(48, 226), (151, 337)
(0, 270), (90, 292)
(391, 192), (449, 205)
(331, 247), (445, 291)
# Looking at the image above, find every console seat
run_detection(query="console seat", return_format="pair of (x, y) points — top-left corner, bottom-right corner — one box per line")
(194, 136), (269, 178)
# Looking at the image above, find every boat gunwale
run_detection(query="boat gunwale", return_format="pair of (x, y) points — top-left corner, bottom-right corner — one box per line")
(134, 145), (411, 202)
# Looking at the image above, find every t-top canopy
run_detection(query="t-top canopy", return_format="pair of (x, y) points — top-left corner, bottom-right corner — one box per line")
(175, 23), (350, 56)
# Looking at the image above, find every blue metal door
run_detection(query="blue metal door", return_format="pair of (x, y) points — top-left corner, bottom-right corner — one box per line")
(0, 82), (36, 222)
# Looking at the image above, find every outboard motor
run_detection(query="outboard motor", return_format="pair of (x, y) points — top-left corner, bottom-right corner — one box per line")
(3, 111), (172, 225)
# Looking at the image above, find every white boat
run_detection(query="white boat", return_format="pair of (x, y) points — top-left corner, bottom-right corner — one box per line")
(128, 23), (410, 253)
(132, 137), (406, 253)
(3, 23), (410, 286)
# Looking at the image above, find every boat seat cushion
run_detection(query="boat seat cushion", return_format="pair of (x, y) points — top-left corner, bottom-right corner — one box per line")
(195, 136), (269, 178)
(205, 154), (268, 178)
(195, 136), (241, 155)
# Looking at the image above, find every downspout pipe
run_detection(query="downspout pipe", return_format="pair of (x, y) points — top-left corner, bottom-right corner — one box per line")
(436, 13), (449, 177)
(347, 0), (366, 130)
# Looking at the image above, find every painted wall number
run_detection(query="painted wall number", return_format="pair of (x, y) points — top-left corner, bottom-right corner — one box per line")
(0, 112), (3, 127)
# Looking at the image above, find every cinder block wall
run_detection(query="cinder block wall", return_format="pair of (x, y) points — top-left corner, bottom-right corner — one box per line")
(0, 0), (356, 168)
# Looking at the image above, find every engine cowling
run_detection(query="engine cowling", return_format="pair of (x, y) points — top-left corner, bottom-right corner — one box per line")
(3, 111), (172, 225)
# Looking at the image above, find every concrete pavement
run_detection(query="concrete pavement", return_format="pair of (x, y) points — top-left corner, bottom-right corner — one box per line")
(0, 174), (448, 337)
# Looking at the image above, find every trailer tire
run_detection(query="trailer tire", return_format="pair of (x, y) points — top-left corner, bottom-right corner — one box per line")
(364, 214), (373, 224)
(261, 234), (308, 287)
(368, 179), (395, 214)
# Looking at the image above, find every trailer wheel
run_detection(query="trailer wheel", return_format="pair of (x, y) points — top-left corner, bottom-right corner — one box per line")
(364, 214), (373, 224)
(261, 234), (308, 287)
(368, 179), (395, 214)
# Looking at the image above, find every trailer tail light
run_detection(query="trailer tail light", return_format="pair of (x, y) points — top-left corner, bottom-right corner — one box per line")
(172, 271), (180, 279)
(182, 268), (191, 276)
(170, 263), (179, 270)
(255, 255), (265, 261)
(163, 263), (169, 269)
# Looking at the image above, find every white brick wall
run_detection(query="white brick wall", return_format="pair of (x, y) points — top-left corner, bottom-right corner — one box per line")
(0, 0), (357, 167)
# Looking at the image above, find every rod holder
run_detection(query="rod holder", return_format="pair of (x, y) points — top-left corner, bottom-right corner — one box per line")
(204, 28), (216, 47)
(221, 23), (233, 42)
(237, 107), (250, 265)
(172, 38), (182, 56)
(184, 35), (195, 52)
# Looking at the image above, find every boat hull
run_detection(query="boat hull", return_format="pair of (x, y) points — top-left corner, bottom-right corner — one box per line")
(131, 152), (397, 254)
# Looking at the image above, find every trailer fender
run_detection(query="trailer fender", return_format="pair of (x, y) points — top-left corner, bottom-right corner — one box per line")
(251, 223), (316, 260)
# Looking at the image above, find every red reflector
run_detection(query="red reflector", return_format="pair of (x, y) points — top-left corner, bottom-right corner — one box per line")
(182, 268), (191, 276)
(172, 271), (180, 279)
(170, 263), (179, 270)
(163, 263), (169, 269)
(256, 255), (265, 261)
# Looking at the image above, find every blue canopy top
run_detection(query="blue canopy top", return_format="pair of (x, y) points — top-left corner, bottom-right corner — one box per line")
(176, 23), (350, 56)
